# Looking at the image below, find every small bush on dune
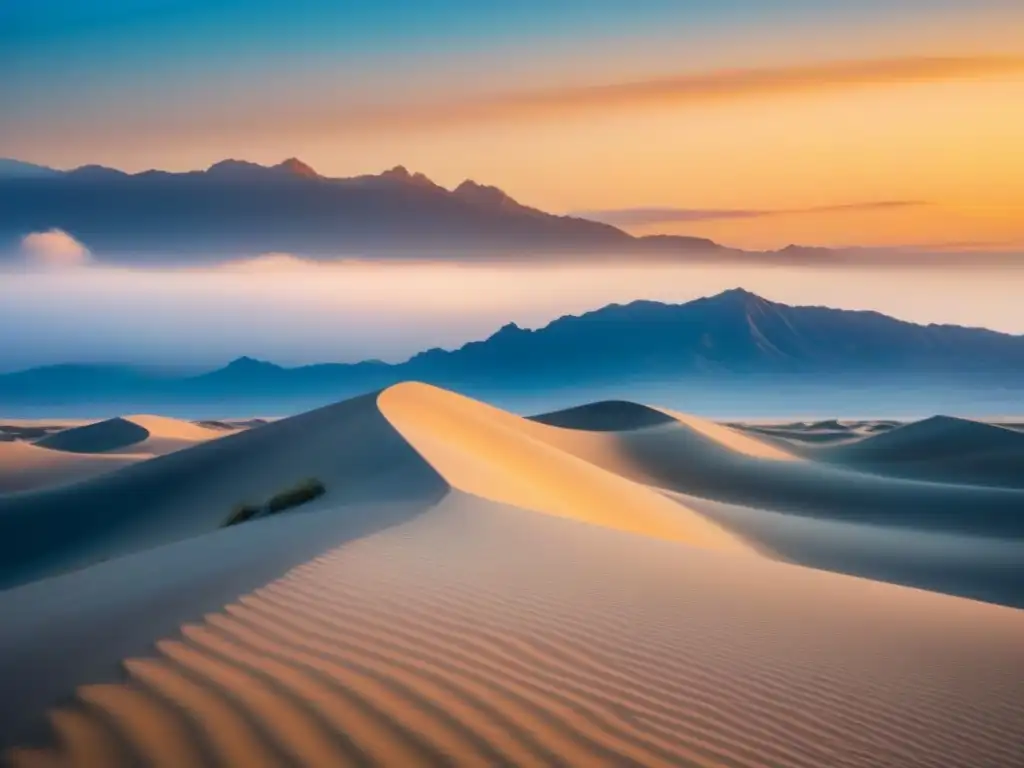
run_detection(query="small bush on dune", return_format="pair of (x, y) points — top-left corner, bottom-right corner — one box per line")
(267, 477), (326, 513)
(223, 478), (326, 528)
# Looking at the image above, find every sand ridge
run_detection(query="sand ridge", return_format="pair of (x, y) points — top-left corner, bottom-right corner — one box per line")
(653, 407), (800, 461)
(378, 382), (749, 552)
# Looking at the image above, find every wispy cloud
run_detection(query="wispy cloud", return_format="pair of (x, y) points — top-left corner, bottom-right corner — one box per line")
(577, 200), (929, 227)
(33, 53), (1022, 149)
(314, 55), (1024, 133)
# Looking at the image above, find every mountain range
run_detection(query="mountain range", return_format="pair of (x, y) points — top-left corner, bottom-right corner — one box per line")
(1, 157), (782, 261)
(2, 289), (1022, 409)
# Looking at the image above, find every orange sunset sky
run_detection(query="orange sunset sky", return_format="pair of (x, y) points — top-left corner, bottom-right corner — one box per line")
(3, 2), (1023, 250)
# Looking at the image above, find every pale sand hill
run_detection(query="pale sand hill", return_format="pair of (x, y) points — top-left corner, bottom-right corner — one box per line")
(820, 415), (1024, 462)
(811, 415), (1024, 488)
(0, 442), (145, 494)
(378, 383), (747, 551)
(5, 492), (1024, 768)
(37, 414), (228, 456)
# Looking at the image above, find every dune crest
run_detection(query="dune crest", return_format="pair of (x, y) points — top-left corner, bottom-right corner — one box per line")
(378, 382), (749, 551)
(654, 407), (800, 461)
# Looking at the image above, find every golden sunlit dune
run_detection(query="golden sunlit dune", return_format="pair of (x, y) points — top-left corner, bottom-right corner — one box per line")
(1, 383), (1023, 767)
(378, 382), (748, 551)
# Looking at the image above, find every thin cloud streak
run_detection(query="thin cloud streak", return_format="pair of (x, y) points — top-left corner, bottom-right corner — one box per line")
(288, 55), (1024, 134)
(18, 54), (1023, 149)
(577, 200), (930, 227)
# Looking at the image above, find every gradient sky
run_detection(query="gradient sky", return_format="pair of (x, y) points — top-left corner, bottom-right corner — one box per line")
(3, 0), (1023, 249)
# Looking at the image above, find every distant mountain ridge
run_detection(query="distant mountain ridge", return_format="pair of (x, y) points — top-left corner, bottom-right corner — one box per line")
(2, 289), (1022, 408)
(1, 156), (777, 261)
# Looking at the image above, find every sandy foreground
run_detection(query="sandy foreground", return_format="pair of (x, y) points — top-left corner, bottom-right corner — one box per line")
(1, 382), (1022, 766)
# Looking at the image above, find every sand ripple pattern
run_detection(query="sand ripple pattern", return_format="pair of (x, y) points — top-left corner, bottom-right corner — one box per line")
(8, 497), (1024, 768)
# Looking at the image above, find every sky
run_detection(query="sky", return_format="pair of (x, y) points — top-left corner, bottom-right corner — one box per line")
(2, 1), (1023, 373)
(2, 0), (1023, 251)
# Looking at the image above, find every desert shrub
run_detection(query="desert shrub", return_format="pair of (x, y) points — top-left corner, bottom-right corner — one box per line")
(224, 502), (262, 527)
(224, 478), (326, 528)
(267, 477), (326, 513)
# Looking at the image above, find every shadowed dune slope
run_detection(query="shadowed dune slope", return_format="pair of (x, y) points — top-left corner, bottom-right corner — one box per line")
(378, 383), (747, 552)
(526, 400), (1024, 605)
(0, 442), (144, 494)
(0, 392), (446, 590)
(822, 415), (1024, 462)
(5, 492), (1024, 768)
(531, 400), (675, 431)
(811, 415), (1024, 488)
(518, 407), (1024, 538)
(36, 415), (227, 455)
(654, 407), (800, 460)
(734, 423), (863, 446)
(671, 490), (1024, 609)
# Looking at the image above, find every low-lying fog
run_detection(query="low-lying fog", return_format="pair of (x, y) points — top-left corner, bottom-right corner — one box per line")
(1, 251), (1022, 374)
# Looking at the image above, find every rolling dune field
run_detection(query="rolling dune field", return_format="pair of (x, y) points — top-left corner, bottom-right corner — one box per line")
(1, 383), (1022, 767)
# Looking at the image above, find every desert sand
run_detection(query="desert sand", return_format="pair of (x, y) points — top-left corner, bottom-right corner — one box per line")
(36, 414), (231, 456)
(0, 442), (145, 494)
(1, 382), (1022, 767)
(0, 415), (239, 494)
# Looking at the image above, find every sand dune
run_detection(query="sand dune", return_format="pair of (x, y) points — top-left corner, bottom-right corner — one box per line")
(532, 400), (675, 431)
(518, 404), (1024, 540)
(37, 414), (228, 455)
(0, 442), (144, 494)
(823, 415), (1024, 461)
(654, 407), (799, 460)
(2, 383), (1024, 766)
(0, 392), (445, 589)
(813, 415), (1024, 488)
(4, 492), (1024, 768)
(734, 422), (865, 446)
(379, 383), (747, 551)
